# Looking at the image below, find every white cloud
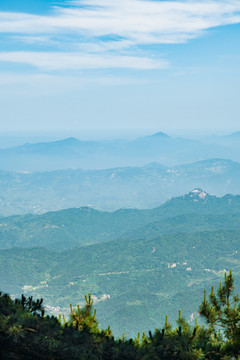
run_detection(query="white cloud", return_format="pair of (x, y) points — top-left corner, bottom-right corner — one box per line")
(10, 35), (58, 45)
(0, 51), (167, 70)
(0, 0), (240, 43)
(0, 0), (240, 70)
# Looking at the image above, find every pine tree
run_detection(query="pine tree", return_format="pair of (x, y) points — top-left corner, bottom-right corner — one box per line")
(69, 293), (99, 333)
(199, 270), (240, 359)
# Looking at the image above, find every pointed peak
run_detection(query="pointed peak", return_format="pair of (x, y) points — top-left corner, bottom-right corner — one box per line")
(151, 131), (170, 138)
(141, 131), (171, 141)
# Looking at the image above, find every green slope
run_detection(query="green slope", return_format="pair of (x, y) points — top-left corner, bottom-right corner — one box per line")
(119, 212), (240, 241)
(2, 190), (240, 337)
(1, 189), (240, 250)
(1, 229), (240, 337)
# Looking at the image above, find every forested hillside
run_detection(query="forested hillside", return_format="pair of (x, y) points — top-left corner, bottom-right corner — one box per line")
(1, 271), (240, 359)
(1, 229), (240, 337)
(1, 190), (240, 337)
(1, 189), (240, 250)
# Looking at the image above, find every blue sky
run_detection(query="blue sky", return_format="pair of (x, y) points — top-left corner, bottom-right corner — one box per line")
(0, 0), (240, 137)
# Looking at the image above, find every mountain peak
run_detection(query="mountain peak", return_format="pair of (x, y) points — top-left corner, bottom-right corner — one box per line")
(151, 131), (170, 138)
(141, 131), (170, 141)
(185, 188), (209, 200)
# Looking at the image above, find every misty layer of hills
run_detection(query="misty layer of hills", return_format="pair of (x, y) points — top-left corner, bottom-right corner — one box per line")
(0, 131), (240, 172)
(1, 158), (240, 216)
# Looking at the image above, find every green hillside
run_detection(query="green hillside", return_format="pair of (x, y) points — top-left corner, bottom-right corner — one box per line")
(2, 190), (240, 337)
(119, 212), (240, 241)
(1, 189), (240, 250)
(1, 229), (240, 337)
(2, 271), (240, 359)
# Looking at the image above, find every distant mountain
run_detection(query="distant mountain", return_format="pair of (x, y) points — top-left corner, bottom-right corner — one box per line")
(1, 189), (240, 250)
(141, 131), (170, 139)
(201, 131), (240, 149)
(0, 132), (237, 171)
(0, 158), (240, 216)
(159, 187), (240, 215)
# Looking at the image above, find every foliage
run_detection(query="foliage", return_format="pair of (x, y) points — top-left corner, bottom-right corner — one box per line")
(68, 293), (99, 332)
(2, 191), (240, 338)
(199, 270), (240, 358)
(1, 224), (240, 337)
(1, 272), (240, 359)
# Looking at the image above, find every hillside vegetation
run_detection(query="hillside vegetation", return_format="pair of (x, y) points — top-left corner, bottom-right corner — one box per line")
(2, 190), (240, 337)
(1, 189), (240, 250)
(2, 233), (240, 336)
(1, 272), (240, 359)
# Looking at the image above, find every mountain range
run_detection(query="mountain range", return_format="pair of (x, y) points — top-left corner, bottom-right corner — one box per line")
(0, 132), (240, 172)
(1, 131), (240, 338)
(1, 189), (240, 250)
(1, 158), (240, 216)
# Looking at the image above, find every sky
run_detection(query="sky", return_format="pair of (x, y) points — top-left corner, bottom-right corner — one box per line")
(0, 0), (240, 138)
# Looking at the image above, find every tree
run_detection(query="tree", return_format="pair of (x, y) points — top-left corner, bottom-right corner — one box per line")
(199, 270), (240, 359)
(68, 293), (99, 333)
